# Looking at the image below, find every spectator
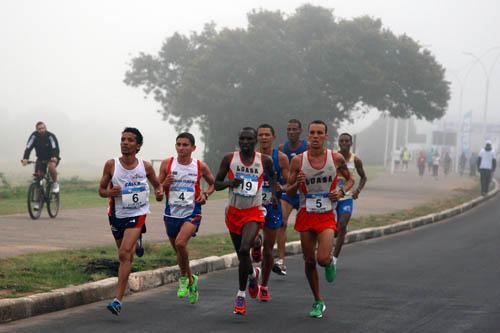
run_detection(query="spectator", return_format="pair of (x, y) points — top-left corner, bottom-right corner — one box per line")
(432, 150), (440, 179)
(459, 152), (467, 176)
(477, 140), (496, 195)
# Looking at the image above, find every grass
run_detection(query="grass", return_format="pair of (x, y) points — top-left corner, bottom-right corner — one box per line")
(0, 183), (481, 299)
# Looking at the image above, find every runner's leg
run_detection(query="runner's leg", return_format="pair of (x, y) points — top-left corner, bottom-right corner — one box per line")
(170, 221), (197, 284)
(333, 213), (351, 258)
(230, 222), (260, 291)
(261, 226), (278, 287)
(300, 231), (321, 301)
(115, 227), (142, 301)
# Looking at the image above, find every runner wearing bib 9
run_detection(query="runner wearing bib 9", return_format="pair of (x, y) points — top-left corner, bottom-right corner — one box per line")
(99, 127), (163, 316)
(333, 133), (367, 274)
(287, 120), (353, 319)
(159, 132), (215, 305)
(274, 119), (308, 276)
(215, 127), (277, 315)
(255, 124), (289, 302)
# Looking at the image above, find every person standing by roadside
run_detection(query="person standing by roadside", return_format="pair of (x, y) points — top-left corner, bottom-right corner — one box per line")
(417, 150), (426, 178)
(432, 150), (440, 180)
(99, 127), (163, 316)
(477, 140), (496, 195)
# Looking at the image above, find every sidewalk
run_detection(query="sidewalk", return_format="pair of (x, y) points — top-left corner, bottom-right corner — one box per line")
(0, 168), (477, 258)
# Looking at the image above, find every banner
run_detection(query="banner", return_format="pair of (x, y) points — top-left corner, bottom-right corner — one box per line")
(461, 111), (472, 155)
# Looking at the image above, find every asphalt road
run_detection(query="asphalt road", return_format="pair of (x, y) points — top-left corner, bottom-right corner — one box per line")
(2, 190), (499, 332)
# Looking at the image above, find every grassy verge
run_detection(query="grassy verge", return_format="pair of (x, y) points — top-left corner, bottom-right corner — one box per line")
(0, 184), (481, 299)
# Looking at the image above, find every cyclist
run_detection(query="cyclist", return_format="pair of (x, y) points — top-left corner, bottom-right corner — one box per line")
(21, 121), (61, 192)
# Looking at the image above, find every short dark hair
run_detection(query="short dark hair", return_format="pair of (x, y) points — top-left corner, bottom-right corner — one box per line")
(288, 119), (302, 128)
(240, 127), (257, 138)
(176, 132), (195, 145)
(339, 132), (352, 141)
(257, 124), (275, 136)
(35, 121), (45, 128)
(122, 127), (143, 146)
(308, 120), (328, 134)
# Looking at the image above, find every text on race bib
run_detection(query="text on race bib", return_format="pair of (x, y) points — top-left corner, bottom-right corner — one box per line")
(169, 186), (195, 206)
(233, 174), (259, 197)
(261, 186), (272, 205)
(305, 192), (333, 213)
(122, 185), (148, 209)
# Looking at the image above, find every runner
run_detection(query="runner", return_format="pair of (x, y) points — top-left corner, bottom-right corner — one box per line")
(332, 133), (367, 279)
(159, 132), (215, 305)
(274, 119), (308, 276)
(287, 120), (353, 318)
(255, 124), (289, 301)
(98, 127), (163, 316)
(214, 127), (277, 315)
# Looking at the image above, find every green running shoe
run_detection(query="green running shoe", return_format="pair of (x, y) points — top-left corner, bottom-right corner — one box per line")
(325, 261), (336, 283)
(309, 301), (326, 318)
(177, 276), (189, 298)
(188, 275), (199, 304)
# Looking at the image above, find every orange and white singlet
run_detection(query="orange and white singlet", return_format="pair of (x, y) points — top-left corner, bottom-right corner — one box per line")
(227, 151), (264, 209)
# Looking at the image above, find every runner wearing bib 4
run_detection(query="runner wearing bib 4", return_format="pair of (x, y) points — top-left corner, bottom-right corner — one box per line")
(159, 132), (215, 305)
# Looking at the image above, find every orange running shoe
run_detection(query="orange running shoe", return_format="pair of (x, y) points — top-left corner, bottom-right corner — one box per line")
(248, 267), (260, 298)
(258, 285), (271, 302)
(233, 296), (246, 315)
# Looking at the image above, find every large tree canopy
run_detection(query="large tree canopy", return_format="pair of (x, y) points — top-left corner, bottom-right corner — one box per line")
(124, 5), (450, 167)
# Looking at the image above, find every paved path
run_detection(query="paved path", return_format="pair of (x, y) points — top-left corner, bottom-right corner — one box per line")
(1, 176), (497, 332)
(0, 170), (476, 258)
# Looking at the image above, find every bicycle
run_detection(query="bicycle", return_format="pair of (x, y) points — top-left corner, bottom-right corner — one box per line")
(26, 160), (60, 219)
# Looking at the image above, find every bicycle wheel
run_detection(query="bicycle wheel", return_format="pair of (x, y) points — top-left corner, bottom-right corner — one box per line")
(47, 189), (60, 218)
(27, 182), (44, 219)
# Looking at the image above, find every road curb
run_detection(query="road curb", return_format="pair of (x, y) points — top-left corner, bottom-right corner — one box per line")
(1, 180), (497, 323)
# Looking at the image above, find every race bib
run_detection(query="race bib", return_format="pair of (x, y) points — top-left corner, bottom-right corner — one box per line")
(169, 189), (195, 206)
(122, 185), (148, 209)
(305, 192), (333, 213)
(233, 174), (258, 197)
(262, 186), (272, 205)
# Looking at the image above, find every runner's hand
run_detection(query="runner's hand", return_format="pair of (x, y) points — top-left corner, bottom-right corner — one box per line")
(271, 195), (278, 208)
(297, 171), (306, 185)
(229, 178), (243, 188)
(155, 189), (164, 202)
(21, 159), (28, 166)
(163, 173), (175, 189)
(329, 190), (341, 202)
(352, 189), (360, 199)
(195, 192), (207, 205)
(107, 186), (122, 197)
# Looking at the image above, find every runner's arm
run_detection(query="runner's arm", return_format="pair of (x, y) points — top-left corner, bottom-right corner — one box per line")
(144, 160), (163, 201)
(200, 162), (215, 196)
(286, 155), (302, 197)
(353, 156), (367, 199)
(263, 155), (278, 207)
(98, 160), (121, 198)
(159, 158), (175, 192)
(278, 151), (290, 191)
(333, 153), (354, 199)
(215, 154), (240, 191)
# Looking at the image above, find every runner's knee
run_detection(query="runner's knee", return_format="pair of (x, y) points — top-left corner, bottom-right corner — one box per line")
(316, 254), (331, 267)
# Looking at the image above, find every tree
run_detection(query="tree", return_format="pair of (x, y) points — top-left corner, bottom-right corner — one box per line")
(124, 5), (450, 168)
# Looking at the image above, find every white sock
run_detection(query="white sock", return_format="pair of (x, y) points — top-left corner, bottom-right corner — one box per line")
(333, 256), (338, 265)
(113, 298), (122, 305)
(250, 267), (257, 279)
(237, 290), (246, 298)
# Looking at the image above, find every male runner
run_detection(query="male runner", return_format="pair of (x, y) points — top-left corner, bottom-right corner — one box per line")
(98, 127), (162, 315)
(159, 132), (215, 305)
(287, 120), (353, 318)
(215, 127), (277, 315)
(332, 133), (367, 280)
(274, 119), (308, 276)
(21, 121), (61, 192)
(255, 124), (289, 301)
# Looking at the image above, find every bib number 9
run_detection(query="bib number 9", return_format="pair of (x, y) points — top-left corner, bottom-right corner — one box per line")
(234, 175), (258, 197)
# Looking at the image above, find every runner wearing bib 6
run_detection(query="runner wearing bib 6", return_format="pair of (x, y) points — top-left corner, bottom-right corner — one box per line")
(215, 127), (277, 315)
(99, 127), (162, 316)
(159, 132), (215, 305)
(275, 119), (308, 276)
(333, 133), (367, 278)
(287, 120), (353, 318)
(255, 124), (289, 302)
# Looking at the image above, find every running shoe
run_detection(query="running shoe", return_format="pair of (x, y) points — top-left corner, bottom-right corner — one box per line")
(135, 234), (144, 257)
(188, 275), (199, 304)
(233, 296), (246, 315)
(52, 182), (60, 193)
(272, 261), (287, 276)
(258, 285), (271, 302)
(106, 299), (122, 316)
(177, 276), (189, 298)
(325, 261), (336, 283)
(248, 267), (260, 298)
(309, 301), (326, 318)
(251, 234), (263, 263)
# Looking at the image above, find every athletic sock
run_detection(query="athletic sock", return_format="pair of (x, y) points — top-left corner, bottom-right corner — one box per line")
(237, 290), (246, 298)
(250, 267), (257, 279)
(333, 256), (338, 265)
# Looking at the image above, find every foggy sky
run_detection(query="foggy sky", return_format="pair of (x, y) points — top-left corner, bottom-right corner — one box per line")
(1, 0), (499, 178)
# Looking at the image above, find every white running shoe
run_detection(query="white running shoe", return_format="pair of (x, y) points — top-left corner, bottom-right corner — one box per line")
(52, 182), (60, 193)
